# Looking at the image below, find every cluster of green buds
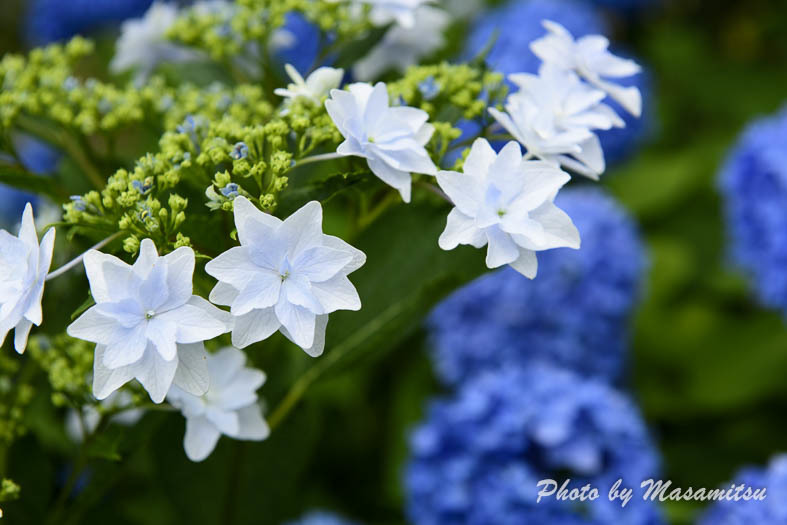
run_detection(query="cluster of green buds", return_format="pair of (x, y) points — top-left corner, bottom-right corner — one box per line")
(0, 353), (33, 445)
(27, 335), (94, 408)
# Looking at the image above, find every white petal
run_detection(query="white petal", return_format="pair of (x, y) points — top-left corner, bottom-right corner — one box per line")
(135, 347), (179, 403)
(37, 227), (56, 281)
(528, 201), (581, 250)
(208, 281), (239, 306)
(211, 369), (265, 412)
(82, 250), (132, 303)
(463, 138), (498, 178)
(67, 306), (121, 344)
(160, 297), (230, 344)
(438, 208), (485, 251)
(509, 248), (538, 279)
(103, 323), (148, 368)
(322, 235), (367, 274)
(184, 416), (221, 462)
(133, 238), (159, 278)
(13, 318), (33, 354)
(280, 314), (328, 358)
(435, 170), (482, 217)
(173, 342), (210, 396)
(274, 299), (316, 350)
(159, 247), (195, 311)
(233, 196), (281, 246)
(231, 272), (281, 316)
(311, 274), (361, 312)
(208, 347), (247, 386)
(235, 405), (270, 440)
(146, 318), (178, 361)
(93, 345), (136, 400)
(279, 201), (324, 261)
(18, 203), (38, 249)
(231, 308), (281, 349)
(205, 407), (239, 436)
(293, 246), (353, 283)
(485, 227), (520, 268)
(367, 157), (412, 203)
(205, 246), (259, 289)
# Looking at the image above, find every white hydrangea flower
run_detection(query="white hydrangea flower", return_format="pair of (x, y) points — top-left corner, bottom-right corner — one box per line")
(206, 197), (366, 356)
(65, 390), (143, 442)
(436, 139), (580, 278)
(325, 82), (437, 202)
(530, 20), (643, 117)
(489, 65), (624, 179)
(110, 2), (199, 81)
(0, 203), (55, 354)
(274, 64), (345, 108)
(67, 239), (231, 403)
(354, 6), (450, 81)
(168, 347), (269, 462)
(330, 0), (433, 28)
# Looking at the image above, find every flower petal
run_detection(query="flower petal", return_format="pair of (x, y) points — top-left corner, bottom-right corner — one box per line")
(135, 346), (179, 403)
(311, 274), (361, 313)
(184, 416), (221, 462)
(438, 208), (486, 251)
(93, 345), (137, 400)
(274, 298), (316, 350)
(231, 307), (281, 349)
(235, 404), (270, 440)
(485, 227), (520, 268)
(231, 271), (281, 316)
(205, 246), (259, 289)
(173, 342), (210, 397)
(293, 246), (353, 283)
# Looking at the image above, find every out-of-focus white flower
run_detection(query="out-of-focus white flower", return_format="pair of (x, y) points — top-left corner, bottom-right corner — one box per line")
(168, 347), (269, 462)
(325, 82), (437, 202)
(0, 203), (55, 354)
(275, 64), (345, 108)
(110, 2), (200, 81)
(67, 239), (231, 403)
(354, 6), (450, 81)
(490, 65), (624, 179)
(65, 390), (144, 442)
(206, 197), (366, 355)
(330, 0), (433, 28)
(437, 139), (579, 278)
(530, 20), (643, 117)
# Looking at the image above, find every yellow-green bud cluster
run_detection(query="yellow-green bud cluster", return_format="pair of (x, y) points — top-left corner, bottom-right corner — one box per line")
(0, 479), (20, 503)
(28, 335), (94, 408)
(0, 354), (34, 445)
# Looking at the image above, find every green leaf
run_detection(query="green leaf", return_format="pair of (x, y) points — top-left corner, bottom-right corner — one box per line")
(0, 164), (66, 201)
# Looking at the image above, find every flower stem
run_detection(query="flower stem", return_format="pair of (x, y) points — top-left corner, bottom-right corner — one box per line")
(46, 232), (123, 282)
(294, 152), (345, 166)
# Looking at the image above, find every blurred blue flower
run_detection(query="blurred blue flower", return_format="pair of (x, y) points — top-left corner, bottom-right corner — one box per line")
(427, 187), (646, 386)
(273, 12), (322, 75)
(697, 455), (787, 524)
(720, 106), (787, 317)
(0, 135), (60, 227)
(464, 0), (652, 165)
(25, 0), (154, 45)
(284, 511), (359, 525)
(405, 365), (664, 525)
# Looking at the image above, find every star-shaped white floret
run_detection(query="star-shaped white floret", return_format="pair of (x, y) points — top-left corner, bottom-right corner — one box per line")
(0, 203), (55, 353)
(275, 64), (345, 107)
(205, 197), (366, 356)
(168, 347), (269, 462)
(530, 20), (642, 117)
(436, 139), (580, 278)
(67, 239), (231, 403)
(325, 82), (437, 202)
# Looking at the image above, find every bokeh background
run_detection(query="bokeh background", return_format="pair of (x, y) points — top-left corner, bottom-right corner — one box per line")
(2, 0), (787, 524)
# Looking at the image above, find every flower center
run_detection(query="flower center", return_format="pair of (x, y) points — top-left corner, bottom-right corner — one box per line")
(497, 209), (507, 217)
(145, 310), (156, 320)
(280, 271), (290, 282)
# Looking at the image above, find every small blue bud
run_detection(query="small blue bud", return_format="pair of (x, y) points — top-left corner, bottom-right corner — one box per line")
(230, 142), (249, 160)
(220, 183), (240, 199)
(69, 195), (86, 211)
(418, 77), (440, 101)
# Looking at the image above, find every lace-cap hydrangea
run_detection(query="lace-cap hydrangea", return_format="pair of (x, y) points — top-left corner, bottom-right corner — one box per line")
(0, 204), (56, 354)
(206, 197), (366, 355)
(436, 139), (579, 278)
(406, 365), (664, 525)
(67, 239), (231, 403)
(326, 82), (437, 203)
(168, 347), (269, 462)
(275, 64), (345, 109)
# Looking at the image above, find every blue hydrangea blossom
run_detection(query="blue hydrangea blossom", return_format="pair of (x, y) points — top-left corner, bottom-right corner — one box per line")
(697, 455), (787, 524)
(427, 187), (646, 386)
(720, 106), (787, 317)
(405, 365), (664, 525)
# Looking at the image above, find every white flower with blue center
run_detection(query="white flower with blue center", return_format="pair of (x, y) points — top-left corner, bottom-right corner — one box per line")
(0, 203), (55, 354)
(67, 239), (231, 403)
(205, 197), (366, 356)
(325, 82), (437, 202)
(437, 139), (580, 278)
(530, 20), (643, 117)
(168, 347), (269, 462)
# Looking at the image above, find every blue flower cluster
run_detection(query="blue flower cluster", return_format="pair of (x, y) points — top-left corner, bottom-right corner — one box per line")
(274, 12), (322, 75)
(284, 511), (359, 525)
(405, 365), (664, 525)
(697, 455), (787, 524)
(25, 0), (154, 45)
(719, 106), (787, 317)
(463, 0), (652, 165)
(427, 186), (646, 386)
